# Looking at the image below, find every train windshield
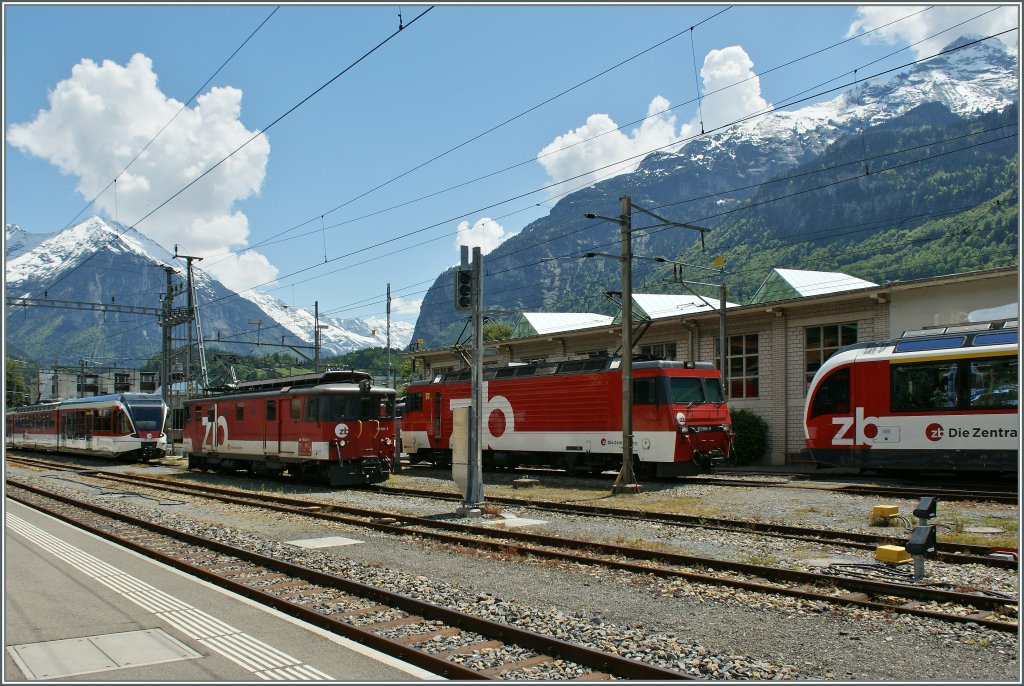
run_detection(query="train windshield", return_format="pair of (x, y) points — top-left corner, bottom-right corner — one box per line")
(667, 377), (725, 404)
(319, 393), (394, 421)
(129, 402), (165, 432)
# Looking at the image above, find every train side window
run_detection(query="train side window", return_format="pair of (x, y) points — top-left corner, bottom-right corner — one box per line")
(305, 397), (320, 422)
(291, 398), (301, 420)
(967, 356), (1018, 410)
(406, 392), (423, 414)
(633, 378), (659, 405)
(207, 406), (215, 423)
(184, 406), (191, 423)
(266, 401), (277, 421)
(235, 403), (245, 421)
(810, 367), (850, 418)
(891, 360), (959, 412)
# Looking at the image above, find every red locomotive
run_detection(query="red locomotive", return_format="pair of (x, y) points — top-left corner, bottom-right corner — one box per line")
(804, 322), (1018, 474)
(182, 370), (395, 486)
(401, 357), (733, 477)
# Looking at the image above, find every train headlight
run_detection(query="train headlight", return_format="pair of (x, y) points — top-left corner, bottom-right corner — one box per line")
(383, 437), (393, 446)
(675, 411), (687, 426)
(337, 439), (348, 447)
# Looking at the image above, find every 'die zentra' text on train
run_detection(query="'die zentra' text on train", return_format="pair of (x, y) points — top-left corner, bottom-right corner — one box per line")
(804, 321), (1018, 475)
(401, 357), (733, 477)
(5, 393), (168, 461)
(181, 370), (396, 486)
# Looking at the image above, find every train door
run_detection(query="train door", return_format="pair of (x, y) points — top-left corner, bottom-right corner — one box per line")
(264, 399), (280, 454)
(433, 392), (443, 444)
(85, 410), (95, 452)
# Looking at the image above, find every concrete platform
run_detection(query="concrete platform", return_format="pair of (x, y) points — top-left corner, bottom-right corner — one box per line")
(4, 498), (438, 682)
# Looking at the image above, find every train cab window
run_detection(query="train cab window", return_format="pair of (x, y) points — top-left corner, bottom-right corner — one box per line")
(406, 392), (423, 414)
(703, 378), (725, 404)
(668, 378), (704, 404)
(266, 401), (277, 421)
(810, 367), (851, 418)
(377, 396), (394, 418)
(236, 403), (245, 421)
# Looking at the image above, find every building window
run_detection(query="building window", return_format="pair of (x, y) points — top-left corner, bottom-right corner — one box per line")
(114, 373), (130, 392)
(640, 342), (676, 360)
(805, 323), (857, 386)
(574, 349), (608, 360)
(140, 372), (157, 392)
(717, 334), (759, 399)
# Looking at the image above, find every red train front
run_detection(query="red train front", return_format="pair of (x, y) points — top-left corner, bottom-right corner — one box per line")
(182, 370), (395, 486)
(401, 358), (733, 477)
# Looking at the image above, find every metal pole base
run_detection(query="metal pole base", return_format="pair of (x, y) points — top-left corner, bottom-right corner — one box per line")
(612, 483), (644, 495)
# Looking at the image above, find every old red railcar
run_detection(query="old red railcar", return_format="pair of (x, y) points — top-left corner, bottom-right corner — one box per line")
(182, 370), (395, 486)
(401, 357), (733, 477)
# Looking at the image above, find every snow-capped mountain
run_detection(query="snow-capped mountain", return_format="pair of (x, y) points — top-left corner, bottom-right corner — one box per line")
(4, 217), (413, 366)
(411, 36), (1018, 347)
(5, 223), (55, 260)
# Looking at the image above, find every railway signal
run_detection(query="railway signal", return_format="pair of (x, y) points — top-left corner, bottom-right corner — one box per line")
(454, 267), (473, 312)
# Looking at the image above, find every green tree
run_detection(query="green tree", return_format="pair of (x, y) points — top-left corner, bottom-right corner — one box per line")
(483, 321), (514, 342)
(5, 358), (30, 407)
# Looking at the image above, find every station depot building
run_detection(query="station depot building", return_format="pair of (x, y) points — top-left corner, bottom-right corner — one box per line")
(403, 266), (1019, 467)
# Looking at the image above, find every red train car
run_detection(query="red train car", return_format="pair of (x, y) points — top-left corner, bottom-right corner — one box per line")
(5, 393), (168, 461)
(182, 370), (395, 486)
(804, 322), (1018, 474)
(401, 357), (733, 477)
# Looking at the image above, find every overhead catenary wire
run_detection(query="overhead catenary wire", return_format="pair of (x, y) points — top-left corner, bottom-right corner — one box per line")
(18, 20), (1015, 358)
(41, 5), (433, 297)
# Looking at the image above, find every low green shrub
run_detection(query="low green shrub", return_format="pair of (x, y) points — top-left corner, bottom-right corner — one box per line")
(730, 409), (769, 465)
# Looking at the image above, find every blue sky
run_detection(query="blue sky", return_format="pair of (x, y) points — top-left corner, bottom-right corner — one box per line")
(4, 3), (1019, 325)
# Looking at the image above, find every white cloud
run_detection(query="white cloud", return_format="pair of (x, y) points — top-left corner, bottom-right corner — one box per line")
(5, 52), (277, 290)
(390, 295), (423, 316)
(536, 46), (770, 194)
(536, 95), (679, 198)
(694, 46), (770, 131)
(847, 5), (1019, 58)
(454, 216), (514, 256)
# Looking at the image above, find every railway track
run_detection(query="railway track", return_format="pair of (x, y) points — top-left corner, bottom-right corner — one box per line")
(8, 454), (1014, 567)
(402, 460), (1019, 504)
(6, 463), (1018, 634)
(7, 479), (691, 681)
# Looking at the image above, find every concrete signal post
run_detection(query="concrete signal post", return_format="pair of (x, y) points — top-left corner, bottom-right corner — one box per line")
(453, 245), (485, 515)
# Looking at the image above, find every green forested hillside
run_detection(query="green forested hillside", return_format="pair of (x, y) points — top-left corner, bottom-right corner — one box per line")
(648, 104), (1019, 301)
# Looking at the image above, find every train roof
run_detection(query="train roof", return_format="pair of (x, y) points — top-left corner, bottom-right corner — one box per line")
(408, 356), (717, 387)
(830, 320), (1018, 359)
(194, 369), (379, 398)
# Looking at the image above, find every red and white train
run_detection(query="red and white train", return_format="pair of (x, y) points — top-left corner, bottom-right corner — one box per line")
(5, 392), (168, 461)
(804, 322), (1018, 474)
(182, 370), (396, 486)
(401, 357), (734, 477)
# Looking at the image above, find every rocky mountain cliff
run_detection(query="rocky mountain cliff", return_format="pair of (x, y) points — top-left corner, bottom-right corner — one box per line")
(411, 36), (1018, 348)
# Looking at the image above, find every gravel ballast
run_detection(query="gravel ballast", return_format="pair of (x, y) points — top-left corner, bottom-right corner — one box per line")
(7, 461), (1019, 682)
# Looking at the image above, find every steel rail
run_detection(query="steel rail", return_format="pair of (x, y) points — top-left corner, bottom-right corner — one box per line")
(7, 480), (694, 681)
(12, 469), (1016, 629)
